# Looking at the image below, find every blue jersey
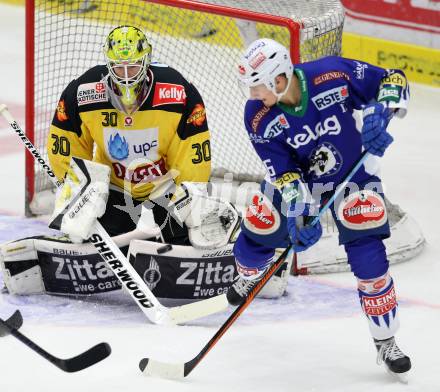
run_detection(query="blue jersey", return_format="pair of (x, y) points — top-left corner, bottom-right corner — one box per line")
(243, 56), (409, 187)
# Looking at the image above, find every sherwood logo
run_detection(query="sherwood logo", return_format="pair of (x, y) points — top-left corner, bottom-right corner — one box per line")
(176, 261), (235, 298)
(89, 234), (154, 308)
(12, 121), (62, 186)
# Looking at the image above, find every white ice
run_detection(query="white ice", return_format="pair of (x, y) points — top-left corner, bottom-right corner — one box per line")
(0, 3), (439, 392)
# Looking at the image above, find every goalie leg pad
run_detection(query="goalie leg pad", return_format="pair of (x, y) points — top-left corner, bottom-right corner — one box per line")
(128, 239), (291, 300)
(0, 236), (129, 296)
(0, 239), (45, 295)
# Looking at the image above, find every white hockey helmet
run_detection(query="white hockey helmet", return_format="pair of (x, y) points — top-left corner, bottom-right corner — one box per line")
(237, 38), (294, 101)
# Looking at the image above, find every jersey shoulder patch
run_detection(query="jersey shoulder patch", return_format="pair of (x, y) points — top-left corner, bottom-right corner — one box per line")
(150, 65), (189, 108)
(76, 81), (108, 106)
(73, 65), (109, 107)
(245, 101), (290, 142)
(245, 100), (271, 134)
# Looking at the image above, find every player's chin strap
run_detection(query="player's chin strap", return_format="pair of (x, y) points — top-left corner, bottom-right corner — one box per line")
(0, 104), (228, 325)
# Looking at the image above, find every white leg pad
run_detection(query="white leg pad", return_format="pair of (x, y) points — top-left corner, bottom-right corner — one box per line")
(0, 239), (45, 295)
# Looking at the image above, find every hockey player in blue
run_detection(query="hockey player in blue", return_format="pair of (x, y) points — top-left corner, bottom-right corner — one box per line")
(229, 38), (411, 380)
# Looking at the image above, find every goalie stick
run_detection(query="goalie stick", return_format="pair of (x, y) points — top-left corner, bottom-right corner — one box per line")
(139, 150), (371, 379)
(0, 104), (228, 325)
(0, 310), (111, 372)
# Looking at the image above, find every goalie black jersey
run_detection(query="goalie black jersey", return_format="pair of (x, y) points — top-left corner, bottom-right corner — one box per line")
(48, 63), (211, 200)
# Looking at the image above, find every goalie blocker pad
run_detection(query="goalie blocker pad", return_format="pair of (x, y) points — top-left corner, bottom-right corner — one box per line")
(0, 236), (291, 300)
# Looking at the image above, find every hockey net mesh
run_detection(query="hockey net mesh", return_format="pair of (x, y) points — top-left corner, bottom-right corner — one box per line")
(29, 0), (345, 202)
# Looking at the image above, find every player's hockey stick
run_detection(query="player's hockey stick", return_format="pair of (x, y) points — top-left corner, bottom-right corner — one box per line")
(139, 149), (371, 379)
(0, 310), (23, 337)
(0, 309), (111, 372)
(0, 104), (228, 325)
(139, 245), (292, 379)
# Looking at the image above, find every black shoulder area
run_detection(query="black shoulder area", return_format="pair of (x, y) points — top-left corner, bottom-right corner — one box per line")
(149, 63), (189, 86)
(75, 65), (109, 85)
(58, 65), (108, 103)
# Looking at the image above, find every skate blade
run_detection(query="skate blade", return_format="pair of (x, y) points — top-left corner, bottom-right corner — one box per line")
(386, 367), (409, 384)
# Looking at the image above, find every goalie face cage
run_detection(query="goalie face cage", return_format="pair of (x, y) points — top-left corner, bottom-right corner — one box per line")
(25, 0), (345, 214)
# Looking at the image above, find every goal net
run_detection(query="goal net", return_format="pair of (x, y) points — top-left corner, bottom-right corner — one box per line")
(26, 0), (424, 273)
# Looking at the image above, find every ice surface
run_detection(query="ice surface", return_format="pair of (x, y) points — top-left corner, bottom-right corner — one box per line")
(0, 3), (439, 391)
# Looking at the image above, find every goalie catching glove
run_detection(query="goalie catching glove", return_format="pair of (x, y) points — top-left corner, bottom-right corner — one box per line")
(49, 157), (110, 242)
(149, 175), (239, 249)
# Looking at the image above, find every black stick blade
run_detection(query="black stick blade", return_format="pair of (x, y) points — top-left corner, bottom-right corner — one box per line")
(58, 342), (112, 373)
(0, 310), (23, 337)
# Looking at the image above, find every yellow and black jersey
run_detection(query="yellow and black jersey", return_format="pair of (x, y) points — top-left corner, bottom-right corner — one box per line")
(48, 64), (211, 200)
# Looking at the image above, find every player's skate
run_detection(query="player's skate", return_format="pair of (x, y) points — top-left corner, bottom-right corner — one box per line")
(226, 266), (269, 306)
(375, 337), (411, 383)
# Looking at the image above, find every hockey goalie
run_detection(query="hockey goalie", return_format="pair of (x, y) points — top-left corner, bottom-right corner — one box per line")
(0, 25), (290, 305)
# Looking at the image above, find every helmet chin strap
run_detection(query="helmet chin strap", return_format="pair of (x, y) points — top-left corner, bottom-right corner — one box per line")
(273, 74), (293, 103)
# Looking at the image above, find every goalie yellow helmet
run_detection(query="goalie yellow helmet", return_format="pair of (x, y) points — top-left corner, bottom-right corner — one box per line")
(103, 25), (152, 112)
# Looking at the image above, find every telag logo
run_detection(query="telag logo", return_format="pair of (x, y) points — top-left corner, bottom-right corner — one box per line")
(286, 115), (342, 149)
